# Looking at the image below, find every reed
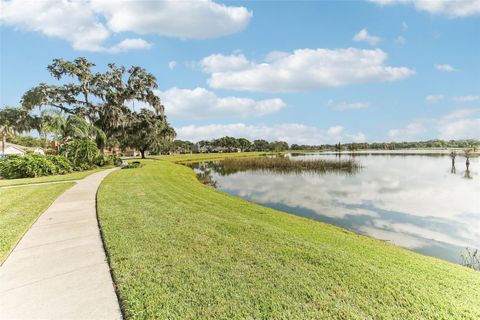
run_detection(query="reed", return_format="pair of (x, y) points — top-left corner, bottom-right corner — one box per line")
(222, 156), (360, 174)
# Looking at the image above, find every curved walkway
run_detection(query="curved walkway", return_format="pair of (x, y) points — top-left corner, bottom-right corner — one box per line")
(0, 168), (122, 320)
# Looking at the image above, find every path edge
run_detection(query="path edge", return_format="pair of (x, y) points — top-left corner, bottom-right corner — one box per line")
(95, 169), (126, 319)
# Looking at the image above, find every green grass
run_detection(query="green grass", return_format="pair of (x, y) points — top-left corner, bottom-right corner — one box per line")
(0, 167), (110, 187)
(0, 183), (74, 263)
(156, 151), (281, 163)
(97, 159), (480, 319)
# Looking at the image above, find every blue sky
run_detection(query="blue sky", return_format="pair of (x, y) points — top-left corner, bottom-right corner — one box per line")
(1, 0), (479, 144)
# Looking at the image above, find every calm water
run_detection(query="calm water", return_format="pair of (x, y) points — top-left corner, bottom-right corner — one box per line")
(191, 153), (480, 264)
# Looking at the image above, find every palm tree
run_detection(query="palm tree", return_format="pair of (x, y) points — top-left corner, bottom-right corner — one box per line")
(42, 110), (106, 152)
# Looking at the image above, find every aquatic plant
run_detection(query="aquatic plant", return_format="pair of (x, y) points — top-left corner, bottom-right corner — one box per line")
(461, 248), (480, 271)
(222, 156), (360, 175)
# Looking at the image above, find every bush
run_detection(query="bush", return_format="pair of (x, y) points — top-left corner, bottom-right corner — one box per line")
(122, 161), (142, 169)
(0, 155), (58, 179)
(60, 138), (101, 170)
(47, 155), (73, 175)
(94, 154), (123, 167)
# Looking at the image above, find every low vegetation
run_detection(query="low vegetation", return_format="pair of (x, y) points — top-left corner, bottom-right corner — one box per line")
(97, 158), (480, 319)
(0, 167), (110, 187)
(222, 156), (360, 175)
(0, 183), (74, 263)
(0, 154), (72, 179)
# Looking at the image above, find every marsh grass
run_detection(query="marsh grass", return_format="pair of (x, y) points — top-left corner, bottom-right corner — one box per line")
(222, 156), (360, 175)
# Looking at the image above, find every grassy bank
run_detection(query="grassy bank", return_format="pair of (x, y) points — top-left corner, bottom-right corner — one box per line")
(97, 159), (480, 319)
(156, 151), (281, 163)
(0, 183), (74, 263)
(0, 167), (110, 187)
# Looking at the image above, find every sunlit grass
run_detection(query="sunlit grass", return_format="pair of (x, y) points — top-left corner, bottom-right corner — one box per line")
(0, 183), (74, 263)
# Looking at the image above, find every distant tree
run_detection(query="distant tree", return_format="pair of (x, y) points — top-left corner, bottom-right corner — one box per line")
(122, 109), (176, 158)
(237, 138), (252, 152)
(270, 141), (289, 152)
(253, 139), (270, 151)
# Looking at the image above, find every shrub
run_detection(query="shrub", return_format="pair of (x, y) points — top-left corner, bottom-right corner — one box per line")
(122, 161), (142, 169)
(60, 138), (101, 170)
(94, 154), (123, 167)
(47, 155), (73, 175)
(0, 155), (58, 179)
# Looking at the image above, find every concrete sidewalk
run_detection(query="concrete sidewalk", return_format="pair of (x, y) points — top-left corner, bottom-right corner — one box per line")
(0, 169), (122, 320)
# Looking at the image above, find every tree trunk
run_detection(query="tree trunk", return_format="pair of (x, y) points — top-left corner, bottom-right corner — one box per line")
(140, 149), (146, 159)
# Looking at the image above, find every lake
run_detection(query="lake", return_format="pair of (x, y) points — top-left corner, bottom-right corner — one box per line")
(190, 152), (480, 264)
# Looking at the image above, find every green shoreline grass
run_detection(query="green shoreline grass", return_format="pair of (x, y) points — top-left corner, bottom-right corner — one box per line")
(0, 166), (111, 187)
(0, 183), (74, 263)
(98, 158), (480, 319)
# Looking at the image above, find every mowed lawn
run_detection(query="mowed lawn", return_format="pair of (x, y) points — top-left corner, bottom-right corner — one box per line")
(97, 159), (480, 319)
(0, 183), (74, 263)
(0, 167), (110, 187)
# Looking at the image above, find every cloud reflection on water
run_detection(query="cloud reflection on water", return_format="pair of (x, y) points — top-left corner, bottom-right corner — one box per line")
(200, 154), (480, 263)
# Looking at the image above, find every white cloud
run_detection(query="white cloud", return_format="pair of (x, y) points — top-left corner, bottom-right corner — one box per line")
(394, 36), (406, 45)
(0, 0), (252, 51)
(108, 38), (152, 53)
(369, 0), (480, 18)
(439, 108), (480, 139)
(168, 61), (177, 70)
(91, 0), (252, 39)
(435, 64), (458, 72)
(175, 123), (367, 145)
(327, 99), (370, 111)
(453, 95), (480, 102)
(157, 87), (286, 119)
(201, 54), (252, 73)
(401, 21), (408, 31)
(388, 108), (480, 140)
(388, 121), (426, 140)
(352, 28), (381, 45)
(202, 48), (415, 93)
(0, 0), (109, 51)
(425, 95), (444, 103)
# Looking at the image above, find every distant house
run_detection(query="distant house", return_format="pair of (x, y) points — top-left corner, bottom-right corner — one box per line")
(0, 142), (45, 158)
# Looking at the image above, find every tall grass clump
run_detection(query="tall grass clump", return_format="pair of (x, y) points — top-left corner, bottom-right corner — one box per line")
(222, 156), (360, 175)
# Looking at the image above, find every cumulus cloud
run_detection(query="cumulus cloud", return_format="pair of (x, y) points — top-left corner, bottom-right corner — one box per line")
(388, 108), (480, 140)
(0, 0), (252, 51)
(90, 0), (252, 39)
(201, 54), (252, 73)
(0, 0), (109, 51)
(157, 87), (286, 119)
(435, 64), (458, 72)
(175, 123), (367, 145)
(202, 49), (414, 92)
(327, 99), (370, 111)
(108, 38), (152, 53)
(352, 28), (381, 45)
(426, 95), (444, 103)
(369, 0), (480, 18)
(388, 121), (426, 139)
(453, 95), (480, 102)
(439, 108), (480, 139)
